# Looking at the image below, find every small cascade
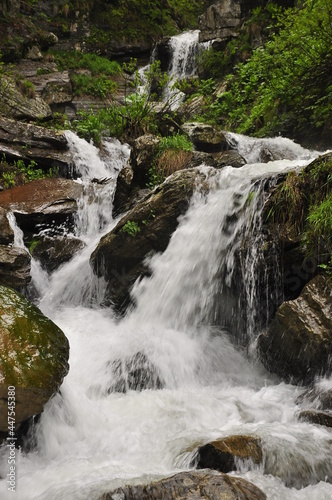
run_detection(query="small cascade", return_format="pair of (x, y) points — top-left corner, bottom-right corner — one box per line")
(168, 30), (201, 80)
(139, 30), (210, 109)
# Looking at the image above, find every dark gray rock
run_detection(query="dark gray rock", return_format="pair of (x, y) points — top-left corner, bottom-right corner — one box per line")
(182, 122), (227, 152)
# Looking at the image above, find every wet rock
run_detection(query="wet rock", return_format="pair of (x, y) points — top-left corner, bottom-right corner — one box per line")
(184, 150), (245, 170)
(0, 116), (72, 175)
(0, 207), (14, 245)
(0, 246), (31, 290)
(90, 168), (210, 311)
(298, 410), (332, 428)
(257, 275), (332, 384)
(182, 122), (227, 153)
(101, 470), (266, 500)
(199, 0), (243, 43)
(31, 236), (86, 273)
(0, 286), (69, 435)
(197, 435), (263, 473)
(213, 150), (246, 169)
(0, 178), (84, 236)
(108, 352), (163, 393)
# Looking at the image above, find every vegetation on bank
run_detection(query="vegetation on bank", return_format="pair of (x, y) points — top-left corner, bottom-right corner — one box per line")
(267, 153), (332, 272)
(0, 157), (57, 190)
(198, 0), (332, 143)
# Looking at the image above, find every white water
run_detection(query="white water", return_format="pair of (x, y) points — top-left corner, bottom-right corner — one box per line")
(1, 134), (332, 500)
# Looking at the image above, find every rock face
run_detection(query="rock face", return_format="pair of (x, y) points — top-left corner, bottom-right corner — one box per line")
(182, 122), (227, 152)
(91, 168), (209, 310)
(197, 435), (263, 473)
(101, 471), (266, 500)
(198, 0), (243, 43)
(0, 286), (69, 435)
(0, 178), (84, 235)
(0, 246), (31, 290)
(0, 116), (72, 176)
(0, 77), (52, 121)
(257, 275), (332, 383)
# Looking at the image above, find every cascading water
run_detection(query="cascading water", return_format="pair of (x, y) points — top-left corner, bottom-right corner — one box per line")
(1, 130), (332, 500)
(139, 30), (210, 109)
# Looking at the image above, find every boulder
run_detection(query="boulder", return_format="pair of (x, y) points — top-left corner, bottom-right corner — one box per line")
(257, 275), (332, 383)
(198, 0), (243, 43)
(0, 178), (84, 235)
(182, 122), (227, 153)
(213, 150), (246, 169)
(90, 168), (210, 311)
(31, 236), (86, 273)
(197, 435), (263, 473)
(101, 470), (266, 500)
(108, 352), (163, 393)
(0, 286), (69, 435)
(0, 76), (52, 121)
(0, 116), (72, 176)
(0, 207), (14, 244)
(0, 246), (31, 290)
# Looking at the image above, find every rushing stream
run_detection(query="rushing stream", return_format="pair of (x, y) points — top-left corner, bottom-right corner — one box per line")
(1, 131), (332, 500)
(1, 27), (332, 500)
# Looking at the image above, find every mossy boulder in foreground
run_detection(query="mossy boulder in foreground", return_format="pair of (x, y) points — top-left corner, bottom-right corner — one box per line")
(0, 286), (69, 435)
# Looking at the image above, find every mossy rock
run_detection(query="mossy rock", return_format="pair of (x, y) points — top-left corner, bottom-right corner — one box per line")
(0, 286), (69, 433)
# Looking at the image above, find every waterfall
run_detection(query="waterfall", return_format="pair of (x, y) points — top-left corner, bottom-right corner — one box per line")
(139, 30), (210, 109)
(1, 130), (332, 500)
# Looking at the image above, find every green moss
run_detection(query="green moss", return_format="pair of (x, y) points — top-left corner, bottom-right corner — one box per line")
(0, 286), (69, 390)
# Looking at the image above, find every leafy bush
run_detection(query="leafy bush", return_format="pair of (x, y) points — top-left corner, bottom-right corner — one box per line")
(0, 156), (57, 190)
(51, 51), (121, 76)
(120, 220), (140, 237)
(205, 0), (332, 140)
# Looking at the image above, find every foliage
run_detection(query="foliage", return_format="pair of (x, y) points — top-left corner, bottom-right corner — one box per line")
(268, 153), (332, 265)
(50, 50), (121, 99)
(120, 220), (140, 237)
(202, 0), (332, 140)
(88, 0), (210, 43)
(72, 60), (173, 144)
(51, 51), (121, 76)
(0, 156), (57, 190)
(306, 194), (332, 255)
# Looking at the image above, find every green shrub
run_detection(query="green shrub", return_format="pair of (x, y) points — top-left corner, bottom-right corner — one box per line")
(120, 220), (140, 237)
(203, 0), (332, 139)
